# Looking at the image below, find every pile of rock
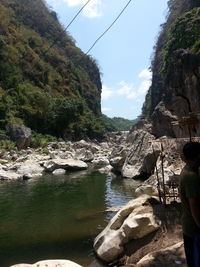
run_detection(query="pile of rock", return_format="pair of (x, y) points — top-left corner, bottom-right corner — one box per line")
(0, 138), (115, 181)
(94, 195), (161, 263)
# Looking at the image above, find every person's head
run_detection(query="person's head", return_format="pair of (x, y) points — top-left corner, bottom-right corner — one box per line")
(182, 142), (200, 166)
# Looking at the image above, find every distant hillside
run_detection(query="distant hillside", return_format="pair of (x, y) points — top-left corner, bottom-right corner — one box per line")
(104, 116), (137, 131)
(0, 0), (115, 140)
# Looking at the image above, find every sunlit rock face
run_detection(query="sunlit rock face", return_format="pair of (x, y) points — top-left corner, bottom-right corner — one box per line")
(10, 259), (82, 267)
(152, 50), (200, 138)
(110, 128), (160, 180)
(94, 195), (161, 263)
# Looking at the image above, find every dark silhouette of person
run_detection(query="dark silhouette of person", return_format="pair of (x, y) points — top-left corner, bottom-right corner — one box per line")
(180, 142), (200, 266)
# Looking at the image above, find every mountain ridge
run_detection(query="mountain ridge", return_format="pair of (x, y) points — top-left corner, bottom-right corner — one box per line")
(0, 0), (115, 140)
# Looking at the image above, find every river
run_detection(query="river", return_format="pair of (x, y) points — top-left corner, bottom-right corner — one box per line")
(0, 171), (140, 267)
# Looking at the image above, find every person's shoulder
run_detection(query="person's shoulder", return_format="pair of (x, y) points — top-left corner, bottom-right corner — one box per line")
(180, 166), (199, 184)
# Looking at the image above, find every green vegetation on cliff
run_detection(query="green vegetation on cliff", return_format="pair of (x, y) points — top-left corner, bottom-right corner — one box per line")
(163, 8), (200, 71)
(0, 0), (114, 140)
(142, 0), (200, 119)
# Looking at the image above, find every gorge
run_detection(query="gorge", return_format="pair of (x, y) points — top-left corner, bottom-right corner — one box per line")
(0, 0), (200, 266)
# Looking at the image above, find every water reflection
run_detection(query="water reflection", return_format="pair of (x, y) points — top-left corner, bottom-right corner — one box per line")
(0, 171), (139, 267)
(105, 175), (140, 208)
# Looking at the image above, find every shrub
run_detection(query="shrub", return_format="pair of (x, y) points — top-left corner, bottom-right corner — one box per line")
(163, 8), (200, 72)
(31, 132), (57, 148)
(0, 139), (16, 150)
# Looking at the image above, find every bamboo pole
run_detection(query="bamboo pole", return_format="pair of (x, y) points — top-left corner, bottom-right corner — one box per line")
(152, 145), (162, 203)
(161, 143), (166, 205)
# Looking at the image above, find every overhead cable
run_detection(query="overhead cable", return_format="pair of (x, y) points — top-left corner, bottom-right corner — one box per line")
(86, 0), (133, 54)
(43, 0), (93, 55)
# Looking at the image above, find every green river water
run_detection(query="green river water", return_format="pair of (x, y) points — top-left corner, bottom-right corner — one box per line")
(0, 171), (139, 267)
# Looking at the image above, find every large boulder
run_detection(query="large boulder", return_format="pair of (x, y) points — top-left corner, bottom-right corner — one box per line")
(109, 156), (125, 173)
(16, 160), (44, 178)
(0, 169), (20, 180)
(109, 146), (128, 173)
(43, 159), (88, 172)
(144, 137), (184, 188)
(94, 195), (161, 263)
(72, 140), (100, 154)
(10, 259), (82, 267)
(74, 148), (94, 162)
(6, 124), (31, 149)
(98, 165), (113, 174)
(152, 102), (178, 138)
(92, 157), (110, 168)
(121, 130), (160, 179)
(52, 168), (66, 175)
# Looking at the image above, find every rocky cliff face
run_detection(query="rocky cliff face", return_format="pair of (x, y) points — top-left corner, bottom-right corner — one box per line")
(152, 49), (200, 138)
(142, 0), (200, 139)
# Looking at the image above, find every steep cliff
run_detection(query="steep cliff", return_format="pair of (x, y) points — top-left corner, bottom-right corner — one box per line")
(0, 0), (113, 139)
(142, 0), (200, 138)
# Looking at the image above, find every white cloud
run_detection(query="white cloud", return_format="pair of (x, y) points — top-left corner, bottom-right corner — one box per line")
(138, 80), (151, 94)
(127, 91), (137, 99)
(101, 85), (114, 100)
(63, 0), (102, 18)
(137, 68), (152, 95)
(117, 81), (136, 99)
(102, 107), (111, 112)
(101, 69), (152, 102)
(130, 105), (136, 110)
(138, 69), (152, 80)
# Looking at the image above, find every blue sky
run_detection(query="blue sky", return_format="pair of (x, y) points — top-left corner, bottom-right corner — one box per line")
(46, 0), (169, 119)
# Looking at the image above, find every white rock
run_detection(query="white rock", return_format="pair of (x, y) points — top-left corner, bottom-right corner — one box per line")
(0, 159), (9, 164)
(60, 151), (75, 159)
(89, 143), (101, 153)
(98, 165), (113, 174)
(122, 164), (136, 179)
(43, 161), (55, 172)
(17, 160), (44, 178)
(92, 157), (110, 168)
(43, 159), (88, 172)
(111, 129), (160, 179)
(0, 169), (20, 180)
(72, 140), (100, 153)
(94, 195), (161, 263)
(52, 168), (66, 175)
(75, 148), (94, 162)
(10, 259), (82, 267)
(109, 156), (125, 173)
(100, 142), (109, 149)
(135, 185), (158, 197)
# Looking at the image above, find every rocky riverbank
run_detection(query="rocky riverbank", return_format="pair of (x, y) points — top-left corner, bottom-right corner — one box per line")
(0, 121), (184, 187)
(93, 122), (187, 266)
(0, 137), (117, 181)
(1, 124), (187, 266)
